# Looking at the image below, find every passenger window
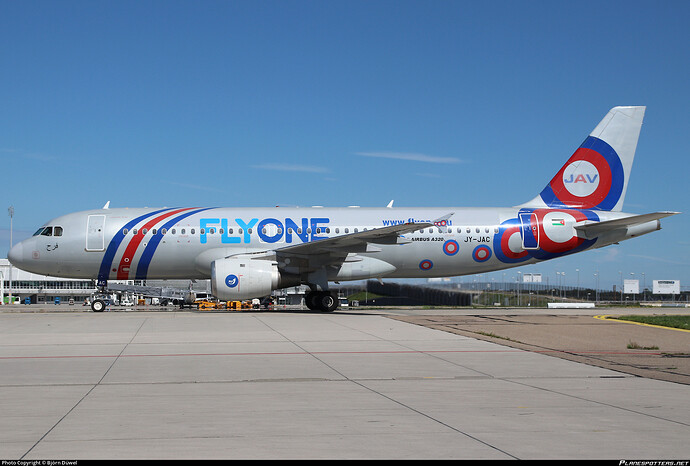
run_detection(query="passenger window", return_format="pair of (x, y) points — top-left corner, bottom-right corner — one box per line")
(191, 229), (195, 235)
(152, 229), (158, 235)
(161, 228), (167, 235)
(123, 228), (129, 235)
(54, 226), (63, 236)
(172, 229), (177, 235)
(142, 229), (148, 235)
(466, 227), (471, 233)
(209, 228), (215, 234)
(345, 228), (349, 233)
(475, 227), (480, 233)
(133, 229), (138, 235)
(181, 229), (185, 234)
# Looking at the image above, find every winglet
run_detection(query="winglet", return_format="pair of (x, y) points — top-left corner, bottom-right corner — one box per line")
(387, 200), (394, 208)
(432, 212), (454, 226)
(102, 201), (110, 209)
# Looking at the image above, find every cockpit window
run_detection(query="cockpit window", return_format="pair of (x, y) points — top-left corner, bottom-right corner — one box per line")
(32, 226), (63, 237)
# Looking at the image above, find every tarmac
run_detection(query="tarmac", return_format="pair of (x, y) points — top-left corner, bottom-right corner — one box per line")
(0, 304), (688, 460)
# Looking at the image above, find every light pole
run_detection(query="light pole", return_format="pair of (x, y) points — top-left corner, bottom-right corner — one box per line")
(576, 268), (580, 299)
(594, 271), (599, 303)
(8, 206), (13, 305)
(630, 272), (636, 303)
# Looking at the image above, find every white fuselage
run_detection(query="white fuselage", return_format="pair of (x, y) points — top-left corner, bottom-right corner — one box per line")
(8, 205), (656, 285)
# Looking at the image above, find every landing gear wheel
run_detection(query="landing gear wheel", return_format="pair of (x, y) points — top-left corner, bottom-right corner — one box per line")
(304, 291), (338, 312)
(317, 292), (338, 312)
(91, 299), (105, 312)
(305, 291), (319, 311)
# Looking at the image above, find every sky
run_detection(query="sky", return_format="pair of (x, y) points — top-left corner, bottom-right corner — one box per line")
(1, 0), (688, 291)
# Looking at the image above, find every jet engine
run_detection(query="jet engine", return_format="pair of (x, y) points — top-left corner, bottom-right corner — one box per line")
(211, 256), (280, 301)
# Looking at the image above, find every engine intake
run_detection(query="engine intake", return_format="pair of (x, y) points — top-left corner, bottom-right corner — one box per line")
(211, 256), (280, 301)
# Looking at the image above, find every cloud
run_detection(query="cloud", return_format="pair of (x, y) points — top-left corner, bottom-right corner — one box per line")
(594, 248), (621, 263)
(356, 151), (466, 164)
(628, 254), (688, 266)
(23, 152), (58, 161)
(164, 181), (225, 193)
(251, 164), (330, 173)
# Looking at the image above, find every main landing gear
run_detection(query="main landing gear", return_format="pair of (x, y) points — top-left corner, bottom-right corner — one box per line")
(305, 290), (338, 312)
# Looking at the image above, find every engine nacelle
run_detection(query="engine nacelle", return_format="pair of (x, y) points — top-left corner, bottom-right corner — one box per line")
(211, 256), (280, 301)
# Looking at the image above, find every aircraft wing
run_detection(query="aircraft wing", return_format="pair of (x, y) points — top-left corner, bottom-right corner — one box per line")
(275, 212), (453, 255)
(574, 211), (680, 239)
(267, 213), (453, 278)
(276, 222), (427, 255)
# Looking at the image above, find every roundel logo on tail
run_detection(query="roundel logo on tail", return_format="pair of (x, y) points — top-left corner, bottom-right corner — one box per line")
(540, 136), (624, 210)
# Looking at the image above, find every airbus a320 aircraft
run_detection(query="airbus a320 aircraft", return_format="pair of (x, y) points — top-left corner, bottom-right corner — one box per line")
(8, 106), (678, 311)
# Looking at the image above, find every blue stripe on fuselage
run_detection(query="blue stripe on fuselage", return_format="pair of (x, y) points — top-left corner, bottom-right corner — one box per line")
(97, 208), (175, 285)
(135, 207), (214, 280)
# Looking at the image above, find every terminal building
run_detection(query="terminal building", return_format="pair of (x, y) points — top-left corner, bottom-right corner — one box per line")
(0, 258), (96, 304)
(0, 258), (214, 306)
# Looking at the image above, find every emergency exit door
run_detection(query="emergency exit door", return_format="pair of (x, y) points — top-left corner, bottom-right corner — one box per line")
(519, 212), (539, 250)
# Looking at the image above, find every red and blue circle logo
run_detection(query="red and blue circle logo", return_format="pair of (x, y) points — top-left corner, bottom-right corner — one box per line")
(419, 259), (434, 270)
(472, 245), (492, 262)
(443, 239), (459, 256)
(539, 136), (623, 210)
(493, 219), (531, 264)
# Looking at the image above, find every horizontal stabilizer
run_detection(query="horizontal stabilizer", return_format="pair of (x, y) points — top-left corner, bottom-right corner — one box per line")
(574, 211), (679, 239)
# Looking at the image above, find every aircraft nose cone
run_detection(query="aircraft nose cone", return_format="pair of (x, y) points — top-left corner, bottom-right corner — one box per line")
(8, 242), (24, 267)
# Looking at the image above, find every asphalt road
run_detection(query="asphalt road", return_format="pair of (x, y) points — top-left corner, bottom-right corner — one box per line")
(0, 304), (688, 459)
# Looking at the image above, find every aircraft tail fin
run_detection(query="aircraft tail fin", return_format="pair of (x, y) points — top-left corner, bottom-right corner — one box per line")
(521, 106), (645, 212)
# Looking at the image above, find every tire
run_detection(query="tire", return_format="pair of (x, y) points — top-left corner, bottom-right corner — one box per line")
(91, 299), (105, 312)
(305, 291), (319, 311)
(317, 292), (338, 312)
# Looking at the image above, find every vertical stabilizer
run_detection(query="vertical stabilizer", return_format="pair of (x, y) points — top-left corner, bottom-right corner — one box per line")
(521, 106), (645, 211)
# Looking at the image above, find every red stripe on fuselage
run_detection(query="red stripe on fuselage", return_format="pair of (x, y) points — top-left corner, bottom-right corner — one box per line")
(116, 208), (195, 279)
